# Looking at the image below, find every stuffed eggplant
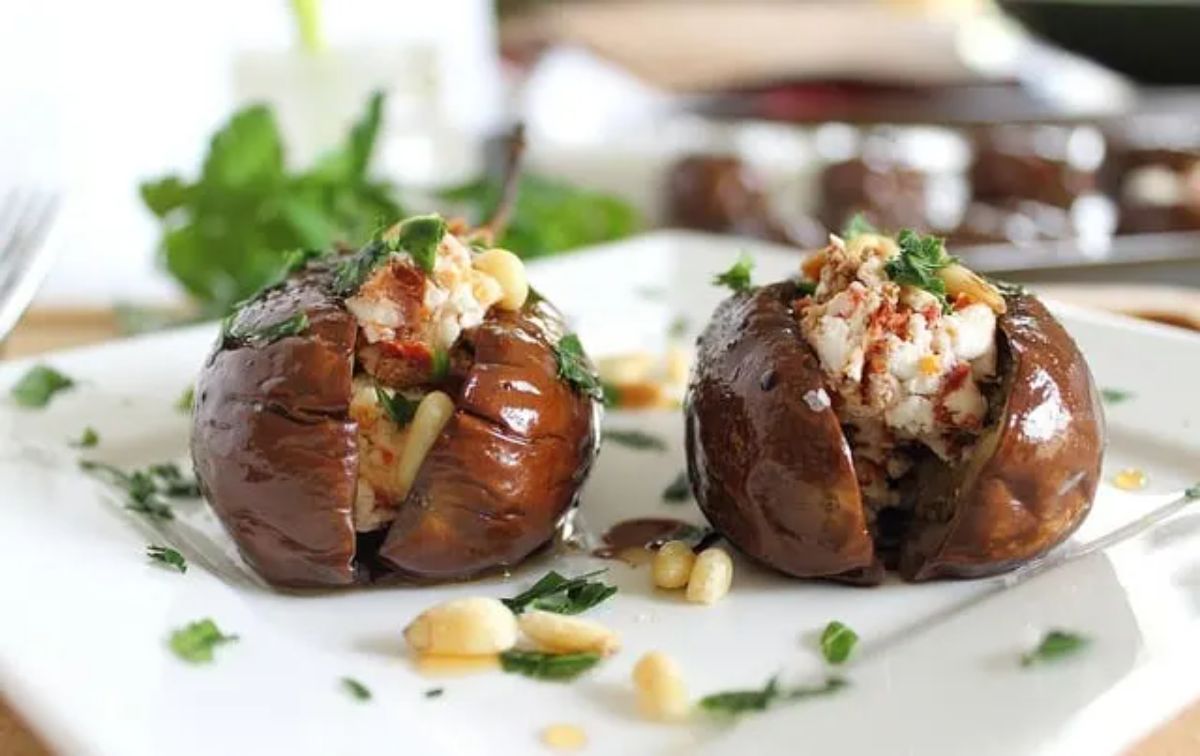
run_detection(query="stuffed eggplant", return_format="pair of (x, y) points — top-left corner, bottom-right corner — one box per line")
(191, 214), (601, 588)
(685, 230), (1104, 583)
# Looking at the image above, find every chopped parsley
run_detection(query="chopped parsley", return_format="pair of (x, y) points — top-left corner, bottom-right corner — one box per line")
(341, 677), (372, 701)
(169, 618), (238, 663)
(884, 229), (955, 312)
(10, 365), (75, 408)
(424, 687), (444, 699)
(332, 239), (390, 296)
(554, 333), (602, 400)
(1186, 482), (1200, 500)
(282, 248), (328, 276)
(502, 569), (617, 615)
(794, 279), (817, 297)
(80, 460), (200, 520)
(713, 254), (754, 293)
(1022, 630), (1089, 666)
(147, 545), (187, 573)
(1100, 388), (1134, 405)
(430, 348), (451, 382)
(700, 676), (847, 716)
(841, 212), (877, 239)
(819, 621), (858, 665)
(223, 311), (309, 346)
(601, 381), (621, 408)
(375, 385), (419, 426)
(176, 386), (195, 413)
(603, 428), (666, 451)
(71, 427), (100, 449)
(383, 214), (447, 274)
(662, 471), (691, 503)
(499, 650), (601, 681)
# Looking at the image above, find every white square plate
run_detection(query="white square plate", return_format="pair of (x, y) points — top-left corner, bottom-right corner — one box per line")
(2, 231), (1198, 756)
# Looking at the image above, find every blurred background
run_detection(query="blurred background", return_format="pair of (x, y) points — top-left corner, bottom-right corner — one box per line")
(2, 0), (1200, 357)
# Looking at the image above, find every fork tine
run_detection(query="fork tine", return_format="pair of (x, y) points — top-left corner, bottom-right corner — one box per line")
(0, 191), (60, 342)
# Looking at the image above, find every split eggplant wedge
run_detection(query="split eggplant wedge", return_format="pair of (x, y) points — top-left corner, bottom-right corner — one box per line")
(685, 243), (1104, 584)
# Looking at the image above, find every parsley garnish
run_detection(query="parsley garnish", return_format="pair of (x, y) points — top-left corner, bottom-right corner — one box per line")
(499, 650), (601, 681)
(1100, 388), (1134, 405)
(169, 619), (238, 663)
(713, 254), (754, 293)
(885, 229), (955, 312)
(430, 348), (451, 382)
(223, 311), (309, 345)
(10, 365), (75, 408)
(342, 677), (371, 701)
(282, 248), (327, 277)
(384, 214), (446, 274)
(1021, 630), (1089, 666)
(819, 621), (858, 665)
(603, 429), (666, 451)
(176, 386), (195, 413)
(375, 385), (419, 426)
(332, 240), (390, 296)
(80, 460), (200, 520)
(841, 212), (877, 239)
(1186, 482), (1200, 500)
(71, 427), (100, 449)
(794, 279), (817, 297)
(662, 471), (691, 503)
(601, 381), (621, 408)
(700, 676), (847, 716)
(502, 569), (617, 615)
(424, 687), (444, 699)
(554, 333), (602, 400)
(147, 545), (187, 573)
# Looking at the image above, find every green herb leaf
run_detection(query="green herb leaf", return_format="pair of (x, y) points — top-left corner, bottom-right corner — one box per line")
(603, 429), (666, 451)
(884, 230), (955, 312)
(662, 471), (691, 503)
(713, 254), (754, 293)
(10, 365), (75, 408)
(169, 618), (238, 663)
(147, 545), (187, 573)
(502, 569), (616, 615)
(601, 381), (621, 408)
(554, 333), (602, 400)
(224, 311), (309, 345)
(819, 621), (858, 665)
(841, 212), (878, 239)
(1100, 388), (1134, 405)
(282, 248), (328, 277)
(374, 385), (420, 426)
(430, 348), (451, 382)
(668, 315), (689, 339)
(341, 677), (371, 701)
(1022, 630), (1089, 666)
(1186, 482), (1200, 500)
(384, 214), (447, 274)
(700, 676), (847, 716)
(176, 386), (195, 413)
(424, 687), (444, 699)
(71, 427), (100, 449)
(794, 279), (817, 297)
(81, 460), (200, 520)
(332, 240), (390, 296)
(499, 650), (601, 681)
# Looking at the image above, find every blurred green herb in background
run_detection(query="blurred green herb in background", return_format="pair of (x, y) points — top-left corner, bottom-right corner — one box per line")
(140, 92), (400, 317)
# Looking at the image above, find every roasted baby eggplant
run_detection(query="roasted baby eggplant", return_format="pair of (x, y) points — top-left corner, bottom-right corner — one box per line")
(685, 230), (1103, 583)
(191, 215), (600, 588)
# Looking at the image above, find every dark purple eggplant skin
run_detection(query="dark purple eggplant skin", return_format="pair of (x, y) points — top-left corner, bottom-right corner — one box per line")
(192, 266), (598, 589)
(684, 284), (1104, 584)
(684, 282), (878, 581)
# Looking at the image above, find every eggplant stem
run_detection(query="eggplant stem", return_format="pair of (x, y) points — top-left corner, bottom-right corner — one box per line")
(471, 123), (526, 247)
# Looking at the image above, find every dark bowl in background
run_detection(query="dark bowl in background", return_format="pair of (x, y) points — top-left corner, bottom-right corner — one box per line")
(999, 0), (1200, 84)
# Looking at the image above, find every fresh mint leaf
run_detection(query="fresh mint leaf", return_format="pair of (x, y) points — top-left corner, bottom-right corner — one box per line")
(713, 254), (754, 293)
(140, 176), (191, 218)
(147, 545), (187, 573)
(1100, 388), (1134, 405)
(502, 569), (616, 615)
(10, 365), (75, 408)
(841, 212), (877, 239)
(1021, 630), (1089, 666)
(499, 650), (601, 681)
(662, 471), (691, 502)
(700, 676), (847, 716)
(169, 618), (237, 663)
(385, 214), (447, 274)
(554, 333), (602, 400)
(884, 230), (954, 311)
(71, 427), (100, 449)
(603, 429), (666, 451)
(375, 385), (419, 426)
(819, 621), (858, 664)
(342, 677), (371, 701)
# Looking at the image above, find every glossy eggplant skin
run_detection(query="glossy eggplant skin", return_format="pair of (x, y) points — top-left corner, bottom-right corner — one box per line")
(192, 267), (598, 588)
(684, 282), (878, 581)
(684, 284), (1103, 583)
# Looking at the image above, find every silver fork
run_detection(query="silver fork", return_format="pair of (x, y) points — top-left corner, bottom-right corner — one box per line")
(0, 189), (60, 345)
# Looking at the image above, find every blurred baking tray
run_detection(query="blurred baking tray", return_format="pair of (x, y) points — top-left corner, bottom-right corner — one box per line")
(959, 230), (1200, 286)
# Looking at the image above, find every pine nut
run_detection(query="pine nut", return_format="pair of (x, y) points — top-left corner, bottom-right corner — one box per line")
(518, 610), (621, 656)
(541, 724), (587, 751)
(404, 597), (518, 656)
(685, 548), (733, 605)
(652, 540), (696, 590)
(938, 263), (1006, 314)
(473, 248), (529, 311)
(596, 352), (656, 385)
(395, 390), (455, 493)
(633, 651), (689, 722)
